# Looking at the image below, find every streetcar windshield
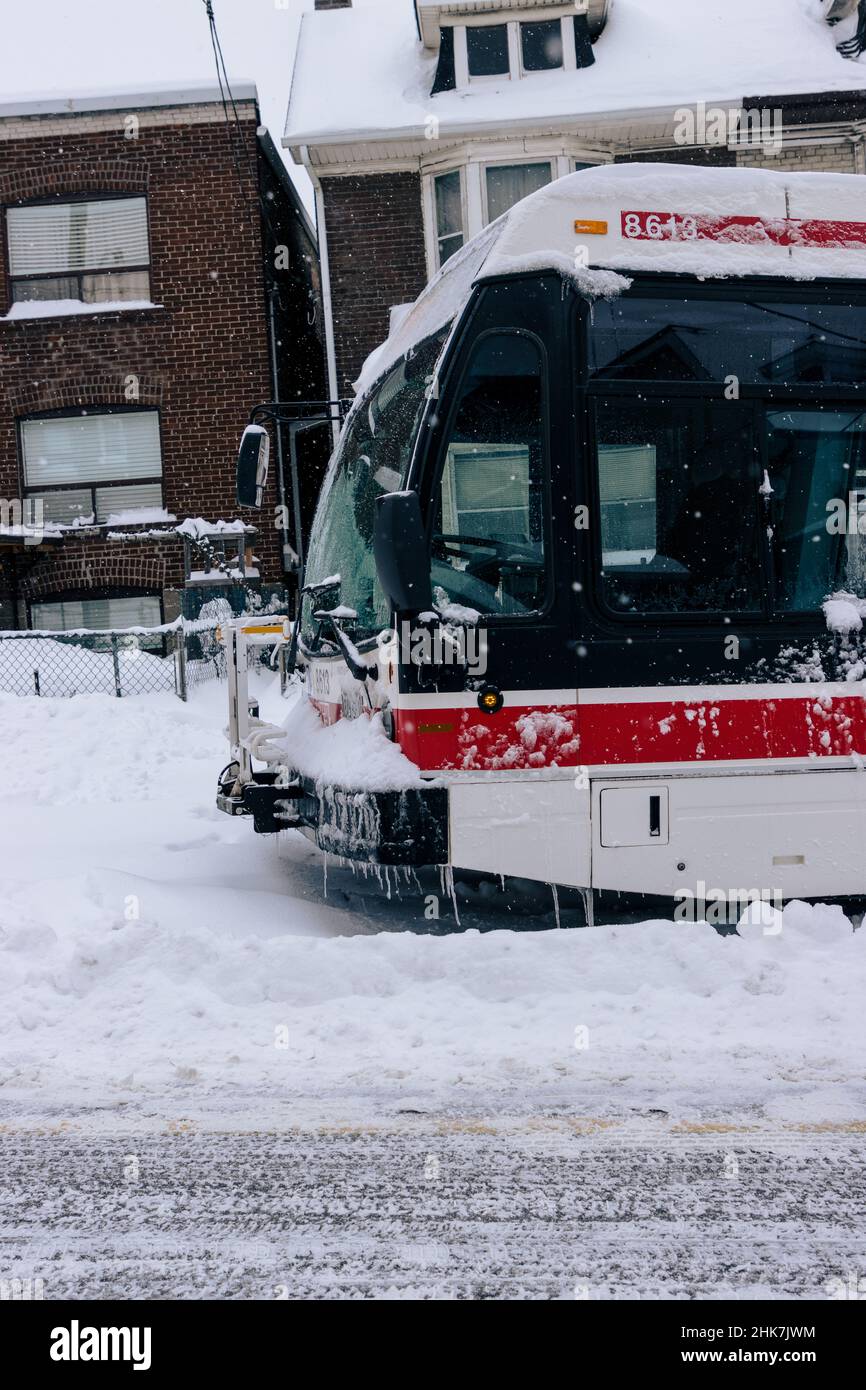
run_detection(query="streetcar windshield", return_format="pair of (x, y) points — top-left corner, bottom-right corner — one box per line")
(303, 328), (448, 639)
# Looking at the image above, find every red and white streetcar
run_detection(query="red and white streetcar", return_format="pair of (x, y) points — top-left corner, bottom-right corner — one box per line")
(219, 163), (866, 917)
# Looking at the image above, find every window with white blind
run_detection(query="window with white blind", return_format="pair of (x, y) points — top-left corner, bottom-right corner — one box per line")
(31, 593), (162, 633)
(484, 162), (553, 223)
(20, 411), (163, 525)
(6, 196), (150, 305)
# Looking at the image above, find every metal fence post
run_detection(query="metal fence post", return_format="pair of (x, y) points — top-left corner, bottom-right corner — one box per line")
(111, 634), (122, 698)
(175, 624), (188, 702)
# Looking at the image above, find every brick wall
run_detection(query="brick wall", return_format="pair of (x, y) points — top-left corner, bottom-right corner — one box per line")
(0, 104), (282, 622)
(19, 535), (183, 605)
(321, 172), (428, 393)
(735, 142), (860, 174)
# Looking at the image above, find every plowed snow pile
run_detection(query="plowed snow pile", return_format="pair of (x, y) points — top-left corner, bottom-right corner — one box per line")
(0, 681), (863, 1127)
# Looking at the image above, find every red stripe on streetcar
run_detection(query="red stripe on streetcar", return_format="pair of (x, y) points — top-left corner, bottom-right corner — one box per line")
(621, 210), (866, 249)
(394, 695), (866, 772)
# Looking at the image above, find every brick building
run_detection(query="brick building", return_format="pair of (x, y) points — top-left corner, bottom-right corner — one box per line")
(0, 83), (325, 631)
(284, 0), (866, 401)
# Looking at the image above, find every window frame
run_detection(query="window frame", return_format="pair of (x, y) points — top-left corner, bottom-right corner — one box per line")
(426, 325), (556, 626)
(448, 16), (578, 87)
(4, 191), (151, 309)
(430, 167), (467, 271)
(464, 21), (511, 82)
(579, 278), (866, 631)
(17, 405), (165, 528)
(518, 18), (566, 75)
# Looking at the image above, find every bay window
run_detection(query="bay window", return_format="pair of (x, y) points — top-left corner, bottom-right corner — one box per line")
(6, 196), (150, 305)
(20, 410), (163, 525)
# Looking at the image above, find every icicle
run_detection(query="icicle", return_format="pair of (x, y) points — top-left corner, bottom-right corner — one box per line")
(444, 864), (461, 927)
(322, 852), (328, 898)
(551, 882), (561, 930)
(578, 886), (594, 929)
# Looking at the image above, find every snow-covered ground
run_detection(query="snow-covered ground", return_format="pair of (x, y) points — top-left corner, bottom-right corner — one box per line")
(2, 680), (865, 1298)
(1, 677), (864, 1132)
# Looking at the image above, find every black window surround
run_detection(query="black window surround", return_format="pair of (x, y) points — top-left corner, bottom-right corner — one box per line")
(4, 192), (151, 309)
(17, 405), (165, 528)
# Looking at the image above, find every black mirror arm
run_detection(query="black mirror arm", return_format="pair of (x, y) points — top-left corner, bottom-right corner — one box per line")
(247, 400), (353, 428)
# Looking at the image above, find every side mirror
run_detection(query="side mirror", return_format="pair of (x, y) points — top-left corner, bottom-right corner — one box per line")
(374, 491), (433, 614)
(237, 425), (270, 508)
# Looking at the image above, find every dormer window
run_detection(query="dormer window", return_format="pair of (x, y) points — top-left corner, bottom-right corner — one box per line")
(467, 24), (509, 78)
(520, 20), (563, 73)
(432, 7), (598, 95)
(421, 1), (609, 87)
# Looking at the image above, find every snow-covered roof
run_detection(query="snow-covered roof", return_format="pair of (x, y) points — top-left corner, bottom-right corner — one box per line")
(285, 0), (866, 152)
(354, 161), (866, 393)
(0, 80), (258, 121)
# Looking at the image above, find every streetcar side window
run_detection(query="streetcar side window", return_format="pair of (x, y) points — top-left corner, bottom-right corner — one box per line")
(431, 332), (547, 617)
(593, 399), (764, 615)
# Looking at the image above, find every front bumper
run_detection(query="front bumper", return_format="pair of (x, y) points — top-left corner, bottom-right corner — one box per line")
(217, 764), (448, 866)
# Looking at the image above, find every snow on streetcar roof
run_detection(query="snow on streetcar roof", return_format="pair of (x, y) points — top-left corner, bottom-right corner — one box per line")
(354, 162), (866, 395)
(285, 0), (866, 150)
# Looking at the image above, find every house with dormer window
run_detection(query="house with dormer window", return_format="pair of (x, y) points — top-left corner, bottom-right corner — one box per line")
(286, 0), (866, 399)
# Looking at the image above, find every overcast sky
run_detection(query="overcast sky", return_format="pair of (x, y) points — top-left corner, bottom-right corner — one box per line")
(0, 0), (361, 214)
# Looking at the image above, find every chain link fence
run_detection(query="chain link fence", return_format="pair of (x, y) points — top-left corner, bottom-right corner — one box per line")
(0, 619), (274, 701)
(0, 626), (180, 698)
(0, 585), (290, 701)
